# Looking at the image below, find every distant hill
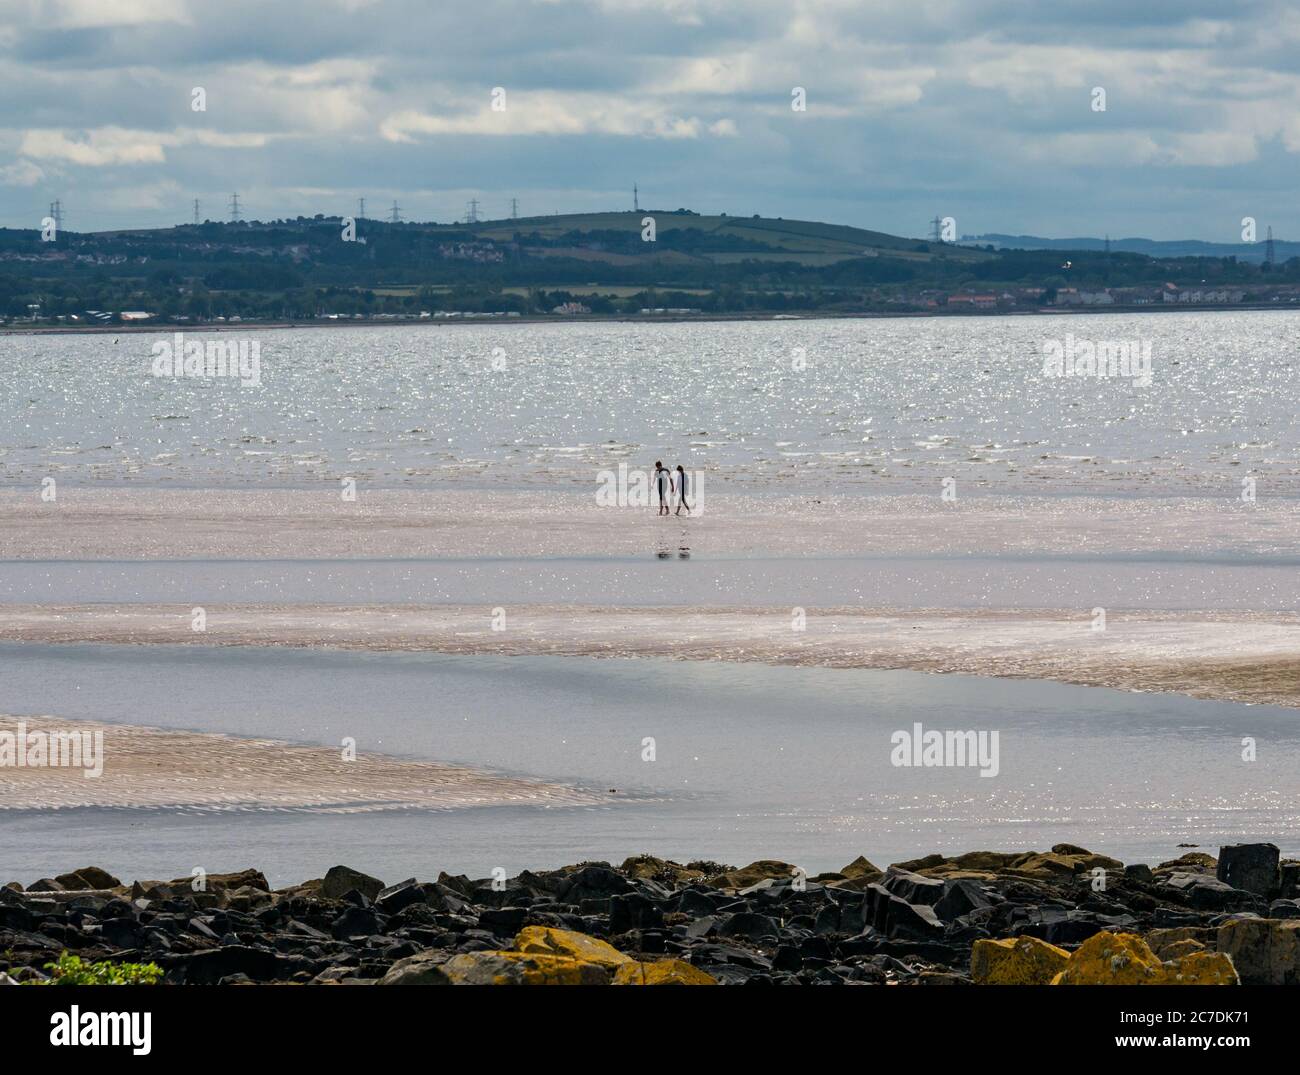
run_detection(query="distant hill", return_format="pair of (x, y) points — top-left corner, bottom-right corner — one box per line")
(473, 209), (989, 266)
(963, 233), (1300, 264)
(3, 208), (1299, 323)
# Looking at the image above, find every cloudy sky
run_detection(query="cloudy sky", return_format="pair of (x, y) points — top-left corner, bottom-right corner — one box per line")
(2, 0), (1298, 239)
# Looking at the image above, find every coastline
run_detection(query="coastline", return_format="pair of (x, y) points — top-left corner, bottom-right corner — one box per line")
(1, 303), (1291, 336)
(2, 841), (1296, 985)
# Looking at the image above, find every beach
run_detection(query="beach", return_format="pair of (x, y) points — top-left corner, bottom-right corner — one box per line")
(2, 315), (1297, 892)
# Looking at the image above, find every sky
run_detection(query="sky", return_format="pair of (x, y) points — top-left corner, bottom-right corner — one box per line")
(2, 0), (1298, 240)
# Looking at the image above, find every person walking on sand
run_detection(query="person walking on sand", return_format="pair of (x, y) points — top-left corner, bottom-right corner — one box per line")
(675, 464), (691, 516)
(654, 460), (674, 516)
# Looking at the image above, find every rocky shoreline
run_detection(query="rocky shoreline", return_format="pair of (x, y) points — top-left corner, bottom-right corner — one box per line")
(3, 843), (1299, 986)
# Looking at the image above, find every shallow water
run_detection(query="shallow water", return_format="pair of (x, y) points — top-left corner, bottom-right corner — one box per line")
(3, 312), (1298, 494)
(3, 552), (1298, 611)
(1, 643), (1296, 886)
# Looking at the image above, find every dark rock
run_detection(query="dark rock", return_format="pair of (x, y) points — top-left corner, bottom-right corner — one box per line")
(1217, 843), (1279, 897)
(609, 893), (663, 934)
(556, 866), (633, 903)
(320, 866), (385, 902)
(881, 868), (944, 907)
(934, 879), (990, 921)
(676, 889), (718, 916)
(683, 915), (718, 939)
(375, 878), (426, 914)
(477, 907), (527, 935)
(181, 945), (294, 985)
(773, 945), (803, 972)
(1162, 872), (1261, 911)
(54, 867), (121, 890)
(716, 912), (779, 942)
(691, 943), (772, 971)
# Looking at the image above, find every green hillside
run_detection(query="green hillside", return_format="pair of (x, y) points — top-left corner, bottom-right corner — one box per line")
(474, 210), (986, 265)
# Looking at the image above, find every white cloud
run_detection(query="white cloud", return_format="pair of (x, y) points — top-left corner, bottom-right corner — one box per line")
(380, 93), (732, 141)
(0, 158), (45, 185)
(16, 126), (269, 166)
(26, 0), (191, 30)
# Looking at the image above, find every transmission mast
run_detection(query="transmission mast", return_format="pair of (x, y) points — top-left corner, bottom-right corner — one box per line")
(193, 199), (201, 225)
(357, 197), (366, 220)
(48, 200), (64, 230)
(466, 198), (480, 224)
(228, 192), (241, 221)
(389, 200), (402, 224)
(1265, 226), (1275, 267)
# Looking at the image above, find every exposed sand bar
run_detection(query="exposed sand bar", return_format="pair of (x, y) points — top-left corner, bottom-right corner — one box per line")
(0, 713), (604, 812)
(3, 603), (1298, 710)
(1, 489), (1296, 560)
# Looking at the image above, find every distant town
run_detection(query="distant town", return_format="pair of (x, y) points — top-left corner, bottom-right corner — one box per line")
(3, 207), (1297, 327)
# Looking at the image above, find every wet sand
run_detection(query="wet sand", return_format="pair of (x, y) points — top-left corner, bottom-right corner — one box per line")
(0, 713), (603, 812)
(2, 603), (1298, 710)
(1, 488), (1297, 560)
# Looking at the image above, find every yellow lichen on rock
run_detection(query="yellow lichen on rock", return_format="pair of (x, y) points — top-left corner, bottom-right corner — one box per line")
(1056, 932), (1167, 984)
(971, 936), (1070, 984)
(1163, 951), (1238, 985)
(1054, 931), (1238, 985)
(613, 958), (718, 985)
(512, 926), (633, 970)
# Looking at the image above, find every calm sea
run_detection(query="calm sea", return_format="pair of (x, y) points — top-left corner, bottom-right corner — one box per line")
(3, 311), (1297, 495)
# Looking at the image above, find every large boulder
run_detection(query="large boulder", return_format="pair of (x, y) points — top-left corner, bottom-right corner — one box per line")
(839, 856), (884, 880)
(971, 936), (1070, 985)
(319, 865), (384, 902)
(555, 865), (634, 902)
(375, 878), (427, 913)
(934, 879), (991, 921)
(1216, 843), (1279, 898)
(1054, 931), (1237, 985)
(1217, 918), (1300, 985)
(881, 867), (945, 907)
(863, 883), (944, 940)
(511, 926), (632, 971)
(1161, 872), (1260, 911)
(53, 867), (121, 891)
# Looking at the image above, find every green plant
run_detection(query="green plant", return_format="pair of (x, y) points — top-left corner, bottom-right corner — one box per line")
(34, 951), (163, 986)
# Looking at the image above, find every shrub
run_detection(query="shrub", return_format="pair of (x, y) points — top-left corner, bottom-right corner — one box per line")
(34, 951), (163, 986)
